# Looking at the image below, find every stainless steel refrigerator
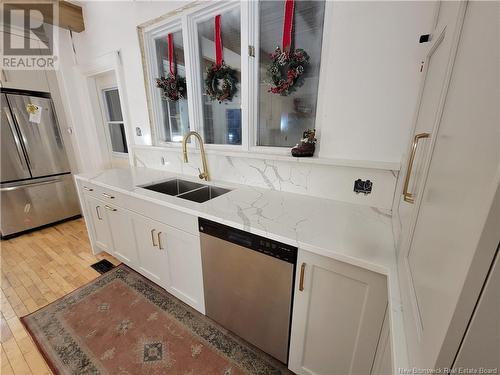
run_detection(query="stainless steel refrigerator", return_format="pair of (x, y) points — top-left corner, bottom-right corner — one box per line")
(1, 88), (80, 238)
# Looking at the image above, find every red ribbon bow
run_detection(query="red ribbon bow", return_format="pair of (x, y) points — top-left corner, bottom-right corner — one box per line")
(282, 0), (295, 51)
(215, 15), (223, 67)
(168, 33), (175, 76)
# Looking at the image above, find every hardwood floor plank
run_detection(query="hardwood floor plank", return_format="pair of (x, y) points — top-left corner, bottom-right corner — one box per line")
(0, 218), (118, 375)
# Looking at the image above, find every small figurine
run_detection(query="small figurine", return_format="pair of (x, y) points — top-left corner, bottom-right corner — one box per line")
(291, 129), (316, 157)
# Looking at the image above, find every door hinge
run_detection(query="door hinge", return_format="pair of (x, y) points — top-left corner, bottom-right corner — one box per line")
(248, 45), (255, 57)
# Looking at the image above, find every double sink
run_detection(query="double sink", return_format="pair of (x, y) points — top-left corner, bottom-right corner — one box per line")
(142, 179), (230, 203)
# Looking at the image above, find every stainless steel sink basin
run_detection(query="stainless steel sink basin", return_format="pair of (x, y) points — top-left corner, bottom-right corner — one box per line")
(177, 186), (231, 203)
(142, 179), (205, 196)
(141, 179), (231, 203)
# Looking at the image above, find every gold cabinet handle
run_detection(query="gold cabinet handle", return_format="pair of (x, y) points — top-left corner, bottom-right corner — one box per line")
(102, 193), (115, 199)
(157, 231), (163, 250)
(151, 229), (157, 247)
(299, 263), (306, 291)
(83, 186), (93, 191)
(104, 205), (117, 211)
(95, 206), (102, 220)
(403, 133), (430, 204)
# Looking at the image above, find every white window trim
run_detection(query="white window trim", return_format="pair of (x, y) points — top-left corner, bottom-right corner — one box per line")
(100, 87), (128, 156)
(141, 0), (332, 156)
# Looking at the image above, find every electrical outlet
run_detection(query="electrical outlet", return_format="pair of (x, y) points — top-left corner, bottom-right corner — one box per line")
(354, 179), (372, 195)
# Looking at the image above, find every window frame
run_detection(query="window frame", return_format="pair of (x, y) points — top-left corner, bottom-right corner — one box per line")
(141, 0), (330, 155)
(100, 86), (128, 158)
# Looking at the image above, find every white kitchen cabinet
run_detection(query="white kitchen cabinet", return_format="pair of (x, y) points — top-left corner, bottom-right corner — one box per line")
(0, 31), (50, 92)
(105, 204), (139, 266)
(161, 224), (205, 313)
(289, 250), (388, 375)
(132, 215), (169, 287)
(132, 213), (205, 313)
(84, 195), (112, 252)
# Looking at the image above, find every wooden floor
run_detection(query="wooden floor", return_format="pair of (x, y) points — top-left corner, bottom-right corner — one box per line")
(0, 218), (118, 375)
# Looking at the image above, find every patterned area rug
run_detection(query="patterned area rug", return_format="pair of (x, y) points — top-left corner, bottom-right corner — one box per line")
(21, 264), (290, 375)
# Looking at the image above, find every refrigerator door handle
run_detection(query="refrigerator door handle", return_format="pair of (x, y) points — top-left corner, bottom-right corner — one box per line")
(0, 178), (60, 191)
(3, 107), (29, 171)
(10, 107), (33, 170)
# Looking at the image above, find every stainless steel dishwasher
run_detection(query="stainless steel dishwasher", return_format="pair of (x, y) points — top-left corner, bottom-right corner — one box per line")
(199, 218), (297, 364)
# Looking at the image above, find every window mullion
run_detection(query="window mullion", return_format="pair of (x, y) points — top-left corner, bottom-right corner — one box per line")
(183, 13), (201, 149)
(240, 0), (251, 152)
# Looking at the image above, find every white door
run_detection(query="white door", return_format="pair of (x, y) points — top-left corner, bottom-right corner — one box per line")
(161, 225), (205, 313)
(288, 250), (388, 375)
(105, 204), (139, 266)
(132, 214), (169, 288)
(398, 1), (500, 369)
(396, 1), (465, 250)
(84, 195), (112, 252)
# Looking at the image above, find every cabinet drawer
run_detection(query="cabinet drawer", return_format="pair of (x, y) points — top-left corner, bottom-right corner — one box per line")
(79, 181), (127, 208)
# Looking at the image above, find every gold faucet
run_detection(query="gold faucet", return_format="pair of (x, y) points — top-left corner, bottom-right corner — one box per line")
(182, 131), (210, 181)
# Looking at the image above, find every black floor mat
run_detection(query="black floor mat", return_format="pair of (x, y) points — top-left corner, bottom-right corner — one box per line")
(90, 259), (115, 274)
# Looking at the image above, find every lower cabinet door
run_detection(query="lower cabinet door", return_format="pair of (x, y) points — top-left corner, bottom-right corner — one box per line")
(289, 250), (388, 375)
(132, 213), (204, 313)
(132, 215), (169, 288)
(105, 205), (139, 266)
(84, 195), (112, 253)
(161, 225), (205, 313)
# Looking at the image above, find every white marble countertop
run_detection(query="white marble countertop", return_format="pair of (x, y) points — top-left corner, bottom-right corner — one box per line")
(75, 167), (407, 372)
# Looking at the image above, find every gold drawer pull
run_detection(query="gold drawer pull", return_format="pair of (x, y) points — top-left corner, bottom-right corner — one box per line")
(95, 206), (102, 220)
(151, 229), (157, 247)
(83, 186), (93, 191)
(403, 133), (430, 204)
(157, 232), (164, 250)
(102, 193), (115, 199)
(299, 263), (306, 291)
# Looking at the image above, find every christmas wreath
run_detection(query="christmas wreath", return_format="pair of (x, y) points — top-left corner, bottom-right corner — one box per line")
(205, 62), (238, 103)
(267, 47), (309, 96)
(155, 34), (186, 102)
(156, 74), (187, 102)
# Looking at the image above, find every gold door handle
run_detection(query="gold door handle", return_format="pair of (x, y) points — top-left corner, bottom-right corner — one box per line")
(403, 133), (430, 204)
(151, 229), (157, 247)
(102, 193), (115, 199)
(299, 263), (306, 291)
(157, 232), (163, 250)
(95, 206), (102, 220)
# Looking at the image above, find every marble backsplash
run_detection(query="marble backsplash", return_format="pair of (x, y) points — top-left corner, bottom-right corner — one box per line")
(132, 146), (399, 211)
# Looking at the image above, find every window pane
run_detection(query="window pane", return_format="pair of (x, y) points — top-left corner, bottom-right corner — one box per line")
(258, 1), (325, 147)
(154, 30), (190, 143)
(197, 7), (242, 145)
(104, 89), (123, 121)
(109, 123), (128, 153)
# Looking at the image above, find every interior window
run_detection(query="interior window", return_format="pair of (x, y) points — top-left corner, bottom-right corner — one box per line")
(154, 30), (190, 143)
(102, 88), (128, 153)
(197, 7), (242, 145)
(257, 1), (325, 147)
